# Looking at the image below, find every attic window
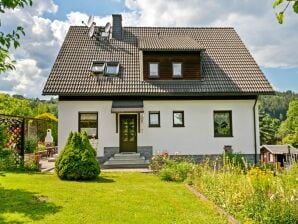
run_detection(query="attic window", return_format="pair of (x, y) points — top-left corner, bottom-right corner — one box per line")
(172, 62), (182, 78)
(91, 61), (105, 74)
(149, 62), (159, 78)
(106, 62), (120, 76)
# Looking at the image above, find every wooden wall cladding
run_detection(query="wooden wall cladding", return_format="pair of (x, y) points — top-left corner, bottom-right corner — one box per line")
(143, 51), (201, 80)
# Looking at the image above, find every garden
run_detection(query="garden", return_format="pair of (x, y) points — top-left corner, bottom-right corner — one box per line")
(151, 152), (298, 224)
(0, 113), (58, 171)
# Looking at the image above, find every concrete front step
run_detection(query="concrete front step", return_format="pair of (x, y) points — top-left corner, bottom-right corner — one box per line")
(103, 152), (149, 169)
(104, 159), (149, 165)
(103, 162), (150, 169)
(114, 153), (141, 158)
(109, 156), (145, 160)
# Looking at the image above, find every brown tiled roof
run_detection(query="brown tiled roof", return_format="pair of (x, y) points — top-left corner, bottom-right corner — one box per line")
(261, 145), (298, 155)
(138, 36), (204, 51)
(42, 26), (274, 96)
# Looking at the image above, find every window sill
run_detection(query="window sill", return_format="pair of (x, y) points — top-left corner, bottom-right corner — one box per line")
(149, 125), (161, 128)
(214, 135), (233, 138)
(173, 125), (185, 128)
(172, 76), (183, 79)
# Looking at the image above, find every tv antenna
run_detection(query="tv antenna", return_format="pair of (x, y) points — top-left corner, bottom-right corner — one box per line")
(82, 15), (95, 27)
(82, 16), (111, 41)
(89, 23), (95, 38)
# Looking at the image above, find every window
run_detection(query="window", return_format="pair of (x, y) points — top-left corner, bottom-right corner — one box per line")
(214, 111), (232, 137)
(79, 112), (98, 138)
(173, 111), (184, 127)
(149, 63), (159, 78)
(106, 61), (120, 76)
(172, 62), (182, 78)
(149, 112), (160, 127)
(91, 61), (105, 74)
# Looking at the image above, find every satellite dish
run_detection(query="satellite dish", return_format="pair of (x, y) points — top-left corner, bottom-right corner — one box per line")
(89, 23), (95, 38)
(104, 22), (111, 33)
(87, 15), (94, 27)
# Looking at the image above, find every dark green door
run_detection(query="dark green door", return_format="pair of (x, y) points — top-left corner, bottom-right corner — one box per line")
(120, 114), (137, 152)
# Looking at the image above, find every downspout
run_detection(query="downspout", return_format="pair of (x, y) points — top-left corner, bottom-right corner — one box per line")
(253, 96), (258, 164)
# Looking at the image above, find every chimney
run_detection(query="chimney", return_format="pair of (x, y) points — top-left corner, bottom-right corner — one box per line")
(112, 14), (123, 40)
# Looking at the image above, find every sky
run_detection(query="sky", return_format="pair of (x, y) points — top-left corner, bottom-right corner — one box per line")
(0, 0), (298, 98)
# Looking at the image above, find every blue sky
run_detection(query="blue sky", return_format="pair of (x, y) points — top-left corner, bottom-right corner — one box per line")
(0, 0), (297, 98)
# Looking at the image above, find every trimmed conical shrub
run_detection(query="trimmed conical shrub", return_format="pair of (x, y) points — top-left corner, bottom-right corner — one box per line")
(55, 131), (100, 180)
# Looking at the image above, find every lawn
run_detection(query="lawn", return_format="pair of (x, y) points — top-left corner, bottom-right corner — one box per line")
(0, 172), (227, 224)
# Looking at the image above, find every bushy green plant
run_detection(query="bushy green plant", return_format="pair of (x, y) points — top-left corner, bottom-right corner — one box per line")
(0, 149), (20, 171)
(150, 152), (169, 173)
(25, 136), (38, 153)
(0, 124), (8, 150)
(55, 131), (100, 180)
(159, 160), (193, 182)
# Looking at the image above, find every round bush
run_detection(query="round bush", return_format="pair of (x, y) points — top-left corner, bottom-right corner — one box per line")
(55, 131), (100, 180)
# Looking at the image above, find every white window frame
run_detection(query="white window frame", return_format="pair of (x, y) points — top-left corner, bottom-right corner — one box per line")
(149, 62), (159, 78)
(106, 62), (120, 76)
(172, 62), (183, 78)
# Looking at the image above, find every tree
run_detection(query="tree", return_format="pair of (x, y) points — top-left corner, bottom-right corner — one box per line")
(259, 109), (280, 145)
(273, 0), (298, 24)
(278, 100), (298, 147)
(0, 0), (33, 72)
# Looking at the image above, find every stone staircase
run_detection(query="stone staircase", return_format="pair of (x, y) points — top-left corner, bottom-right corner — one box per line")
(103, 152), (150, 169)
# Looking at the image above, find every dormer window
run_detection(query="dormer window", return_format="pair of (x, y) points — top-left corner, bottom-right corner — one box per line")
(172, 62), (182, 78)
(149, 62), (159, 78)
(106, 62), (120, 76)
(91, 61), (105, 75)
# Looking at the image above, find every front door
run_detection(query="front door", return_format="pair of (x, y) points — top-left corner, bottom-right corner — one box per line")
(120, 114), (137, 152)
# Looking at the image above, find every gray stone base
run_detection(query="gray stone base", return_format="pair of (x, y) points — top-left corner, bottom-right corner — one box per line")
(98, 146), (153, 164)
(169, 154), (259, 165)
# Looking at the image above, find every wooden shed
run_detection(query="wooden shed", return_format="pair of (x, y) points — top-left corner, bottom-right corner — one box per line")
(260, 145), (298, 168)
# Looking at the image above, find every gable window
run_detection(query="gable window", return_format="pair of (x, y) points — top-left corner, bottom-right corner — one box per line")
(149, 111), (160, 127)
(149, 62), (159, 78)
(214, 111), (232, 137)
(173, 111), (184, 127)
(172, 62), (182, 78)
(79, 112), (98, 138)
(106, 62), (120, 76)
(91, 61), (105, 75)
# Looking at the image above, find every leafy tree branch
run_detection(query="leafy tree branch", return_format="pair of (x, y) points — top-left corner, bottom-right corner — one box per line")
(0, 0), (32, 72)
(273, 0), (298, 24)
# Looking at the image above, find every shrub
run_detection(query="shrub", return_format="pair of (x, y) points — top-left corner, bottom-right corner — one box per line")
(159, 160), (193, 182)
(0, 125), (8, 150)
(150, 151), (169, 173)
(55, 131), (100, 180)
(25, 136), (38, 153)
(0, 149), (21, 171)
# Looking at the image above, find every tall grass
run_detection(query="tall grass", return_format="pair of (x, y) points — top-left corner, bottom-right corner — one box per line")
(188, 158), (298, 223)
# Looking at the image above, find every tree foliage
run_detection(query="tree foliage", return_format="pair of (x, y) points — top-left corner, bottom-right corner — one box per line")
(278, 100), (298, 147)
(273, 0), (298, 24)
(0, 0), (33, 72)
(0, 93), (57, 117)
(259, 91), (298, 121)
(259, 91), (298, 146)
(259, 110), (280, 145)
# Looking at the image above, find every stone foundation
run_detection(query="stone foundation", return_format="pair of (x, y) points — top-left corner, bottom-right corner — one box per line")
(169, 154), (259, 165)
(98, 146), (153, 164)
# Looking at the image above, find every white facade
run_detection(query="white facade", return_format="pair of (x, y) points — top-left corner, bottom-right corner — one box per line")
(58, 99), (259, 157)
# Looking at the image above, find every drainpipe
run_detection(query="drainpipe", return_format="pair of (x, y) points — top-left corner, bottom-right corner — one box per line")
(253, 96), (258, 164)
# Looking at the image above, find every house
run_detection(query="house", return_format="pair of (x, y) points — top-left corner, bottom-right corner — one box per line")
(260, 145), (298, 167)
(43, 14), (274, 166)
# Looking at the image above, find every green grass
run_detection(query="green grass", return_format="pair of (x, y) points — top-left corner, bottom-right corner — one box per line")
(0, 172), (227, 224)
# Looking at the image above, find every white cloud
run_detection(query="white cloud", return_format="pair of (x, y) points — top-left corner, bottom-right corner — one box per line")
(3, 59), (46, 97)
